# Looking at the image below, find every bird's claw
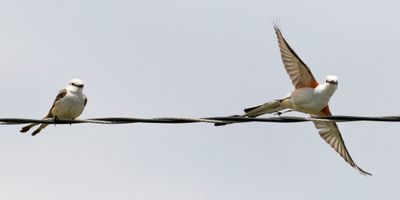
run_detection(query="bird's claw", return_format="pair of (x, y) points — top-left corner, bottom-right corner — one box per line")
(53, 117), (58, 127)
(274, 111), (283, 116)
(274, 110), (293, 116)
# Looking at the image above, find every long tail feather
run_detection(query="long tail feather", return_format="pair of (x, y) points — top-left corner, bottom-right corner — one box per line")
(244, 99), (285, 117)
(214, 98), (288, 126)
(31, 124), (49, 136)
(20, 123), (39, 133)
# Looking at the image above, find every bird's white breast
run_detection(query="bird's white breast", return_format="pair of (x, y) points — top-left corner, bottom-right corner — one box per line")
(52, 91), (85, 119)
(289, 84), (336, 114)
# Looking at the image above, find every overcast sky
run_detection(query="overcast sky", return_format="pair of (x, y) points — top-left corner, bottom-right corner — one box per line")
(1, 0), (400, 199)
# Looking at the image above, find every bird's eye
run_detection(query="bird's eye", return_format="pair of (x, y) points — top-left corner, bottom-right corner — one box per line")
(326, 80), (338, 85)
(71, 83), (84, 88)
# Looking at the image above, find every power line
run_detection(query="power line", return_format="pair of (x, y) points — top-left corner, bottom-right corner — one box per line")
(1, 115), (400, 125)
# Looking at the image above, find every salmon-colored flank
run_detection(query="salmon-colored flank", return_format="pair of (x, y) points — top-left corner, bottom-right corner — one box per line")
(310, 81), (319, 88)
(321, 105), (332, 115)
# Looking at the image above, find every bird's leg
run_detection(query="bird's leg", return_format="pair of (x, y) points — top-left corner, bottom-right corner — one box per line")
(274, 109), (293, 116)
(53, 116), (58, 127)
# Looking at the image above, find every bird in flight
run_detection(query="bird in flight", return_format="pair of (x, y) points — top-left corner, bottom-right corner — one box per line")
(216, 25), (371, 176)
(20, 79), (88, 136)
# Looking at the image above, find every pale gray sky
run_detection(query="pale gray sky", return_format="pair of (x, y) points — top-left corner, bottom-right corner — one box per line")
(1, 0), (399, 199)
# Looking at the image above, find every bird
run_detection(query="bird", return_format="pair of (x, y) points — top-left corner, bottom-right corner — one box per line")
(20, 79), (87, 136)
(216, 25), (371, 176)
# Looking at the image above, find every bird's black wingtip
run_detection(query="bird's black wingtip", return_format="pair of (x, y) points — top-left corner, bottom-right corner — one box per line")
(359, 168), (372, 176)
(271, 18), (281, 31)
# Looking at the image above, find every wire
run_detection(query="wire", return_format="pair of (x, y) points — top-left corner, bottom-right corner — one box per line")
(2, 115), (400, 125)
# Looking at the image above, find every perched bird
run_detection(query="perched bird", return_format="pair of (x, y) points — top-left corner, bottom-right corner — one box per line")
(216, 25), (371, 176)
(20, 79), (87, 136)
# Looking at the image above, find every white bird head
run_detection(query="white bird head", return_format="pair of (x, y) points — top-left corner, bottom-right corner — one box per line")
(69, 78), (84, 89)
(325, 75), (338, 85)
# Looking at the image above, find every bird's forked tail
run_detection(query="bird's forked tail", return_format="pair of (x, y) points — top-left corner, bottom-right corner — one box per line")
(243, 98), (288, 117)
(214, 98), (289, 126)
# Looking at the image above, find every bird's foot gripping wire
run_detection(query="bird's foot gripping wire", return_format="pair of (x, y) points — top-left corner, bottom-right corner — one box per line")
(53, 116), (58, 127)
(274, 109), (293, 116)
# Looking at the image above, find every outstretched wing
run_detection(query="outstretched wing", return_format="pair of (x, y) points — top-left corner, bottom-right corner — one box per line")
(311, 106), (371, 176)
(274, 25), (319, 88)
(47, 89), (67, 118)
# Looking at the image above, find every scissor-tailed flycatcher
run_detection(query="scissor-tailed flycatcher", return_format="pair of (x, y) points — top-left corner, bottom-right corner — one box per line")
(216, 25), (371, 176)
(20, 79), (87, 136)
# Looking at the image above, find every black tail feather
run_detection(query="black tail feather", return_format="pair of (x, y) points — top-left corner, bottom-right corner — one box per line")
(244, 105), (262, 113)
(20, 123), (37, 133)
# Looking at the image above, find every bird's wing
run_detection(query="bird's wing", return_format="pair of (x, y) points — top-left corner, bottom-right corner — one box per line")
(311, 106), (371, 176)
(274, 25), (319, 88)
(84, 95), (88, 106)
(47, 89), (68, 118)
